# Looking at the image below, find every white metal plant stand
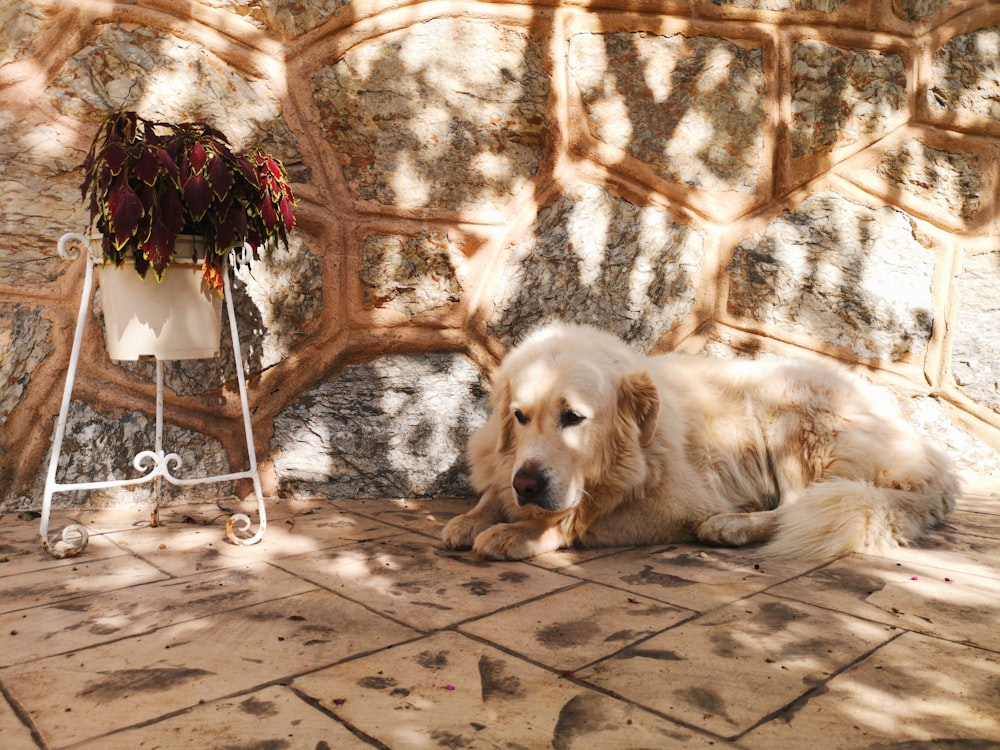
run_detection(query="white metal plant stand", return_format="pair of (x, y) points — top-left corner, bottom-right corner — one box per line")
(39, 232), (267, 558)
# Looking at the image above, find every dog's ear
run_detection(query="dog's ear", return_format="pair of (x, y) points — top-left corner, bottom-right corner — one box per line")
(618, 371), (659, 447)
(492, 378), (515, 453)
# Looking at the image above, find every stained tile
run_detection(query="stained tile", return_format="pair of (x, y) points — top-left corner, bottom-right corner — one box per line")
(740, 631), (1000, 748)
(460, 582), (693, 670)
(0, 689), (37, 750)
(103, 505), (402, 576)
(0, 554), (167, 616)
(768, 554), (1000, 650)
(0, 589), (415, 747)
(274, 532), (576, 630)
(1, 512), (127, 578)
(573, 544), (818, 611)
(954, 480), (1000, 515)
(881, 518), (1000, 577)
(0, 563), (316, 666)
(348, 496), (475, 539)
(72, 684), (372, 749)
(577, 594), (895, 738)
(293, 630), (725, 749)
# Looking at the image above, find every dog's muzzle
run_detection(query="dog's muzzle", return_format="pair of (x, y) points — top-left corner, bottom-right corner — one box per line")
(513, 463), (558, 510)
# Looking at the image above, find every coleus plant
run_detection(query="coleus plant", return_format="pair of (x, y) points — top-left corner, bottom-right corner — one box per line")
(81, 110), (296, 293)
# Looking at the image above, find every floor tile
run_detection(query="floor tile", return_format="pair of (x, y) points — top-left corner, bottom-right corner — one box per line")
(768, 554), (1000, 650)
(880, 519), (1000, 578)
(103, 505), (403, 576)
(0, 554), (168, 616)
(347, 496), (474, 539)
(460, 582), (693, 671)
(955, 480), (1000, 515)
(739, 631), (1000, 748)
(0, 588), (416, 747)
(0, 687), (38, 750)
(1, 514), (127, 578)
(274, 532), (577, 630)
(72, 684), (372, 749)
(0, 563), (316, 666)
(576, 593), (895, 739)
(573, 544), (819, 612)
(293, 630), (726, 749)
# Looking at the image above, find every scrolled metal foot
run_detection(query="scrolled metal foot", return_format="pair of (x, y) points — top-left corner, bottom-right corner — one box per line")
(226, 513), (264, 546)
(40, 523), (90, 559)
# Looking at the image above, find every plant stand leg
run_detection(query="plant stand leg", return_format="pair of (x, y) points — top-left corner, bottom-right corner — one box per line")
(150, 358), (166, 528)
(222, 266), (267, 546)
(39, 235), (94, 558)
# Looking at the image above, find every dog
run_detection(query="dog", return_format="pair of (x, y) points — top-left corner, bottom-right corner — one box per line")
(442, 323), (958, 560)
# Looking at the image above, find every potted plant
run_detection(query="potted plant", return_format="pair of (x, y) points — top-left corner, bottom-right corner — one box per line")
(79, 110), (296, 360)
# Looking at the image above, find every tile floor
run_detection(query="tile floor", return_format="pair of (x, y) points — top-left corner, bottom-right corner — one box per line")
(1, 480), (999, 749)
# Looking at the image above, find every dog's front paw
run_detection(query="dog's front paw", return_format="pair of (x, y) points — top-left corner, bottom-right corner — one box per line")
(442, 513), (497, 550)
(472, 524), (531, 560)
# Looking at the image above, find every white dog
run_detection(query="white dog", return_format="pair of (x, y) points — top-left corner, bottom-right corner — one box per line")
(443, 323), (958, 560)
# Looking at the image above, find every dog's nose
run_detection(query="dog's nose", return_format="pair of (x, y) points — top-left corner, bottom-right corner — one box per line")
(513, 466), (548, 506)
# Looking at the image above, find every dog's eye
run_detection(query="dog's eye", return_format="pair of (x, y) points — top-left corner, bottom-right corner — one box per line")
(513, 409), (530, 426)
(560, 409), (586, 428)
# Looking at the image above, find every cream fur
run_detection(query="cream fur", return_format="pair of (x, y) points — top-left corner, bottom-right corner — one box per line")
(442, 323), (959, 560)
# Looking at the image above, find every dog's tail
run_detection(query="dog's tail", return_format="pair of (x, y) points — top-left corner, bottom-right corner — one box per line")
(761, 469), (959, 559)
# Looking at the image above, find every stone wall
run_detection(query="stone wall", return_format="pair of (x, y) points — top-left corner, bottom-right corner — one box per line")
(2, 0), (999, 509)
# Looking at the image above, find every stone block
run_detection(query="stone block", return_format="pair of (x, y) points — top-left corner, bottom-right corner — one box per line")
(311, 18), (549, 212)
(198, 0), (348, 35)
(361, 231), (462, 315)
(893, 0), (949, 23)
(790, 40), (906, 158)
(568, 31), (766, 194)
(952, 251), (1000, 414)
(271, 353), (488, 498)
(930, 25), (1000, 121)
(877, 139), (982, 222)
(0, 114), (90, 286)
(0, 0), (45, 66)
(490, 183), (705, 350)
(727, 192), (935, 361)
(0, 305), (52, 442)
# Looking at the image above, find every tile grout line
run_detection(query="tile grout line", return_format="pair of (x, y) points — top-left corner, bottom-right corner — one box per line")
(0, 673), (49, 750)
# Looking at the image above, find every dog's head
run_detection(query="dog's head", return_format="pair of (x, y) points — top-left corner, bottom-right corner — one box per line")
(487, 324), (660, 513)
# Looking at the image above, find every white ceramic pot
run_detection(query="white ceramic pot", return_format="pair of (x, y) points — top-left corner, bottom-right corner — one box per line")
(97, 236), (222, 361)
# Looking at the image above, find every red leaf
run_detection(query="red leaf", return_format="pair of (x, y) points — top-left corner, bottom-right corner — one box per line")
(135, 149), (161, 186)
(133, 248), (150, 277)
(206, 153), (233, 199)
(107, 180), (144, 249)
(202, 258), (224, 293)
(264, 156), (283, 180)
(190, 141), (207, 173)
(143, 216), (175, 279)
(260, 198), (277, 231)
(183, 173), (212, 221)
(159, 185), (185, 235)
(155, 146), (180, 181)
(236, 155), (257, 183)
(279, 196), (295, 230)
(105, 142), (128, 175)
